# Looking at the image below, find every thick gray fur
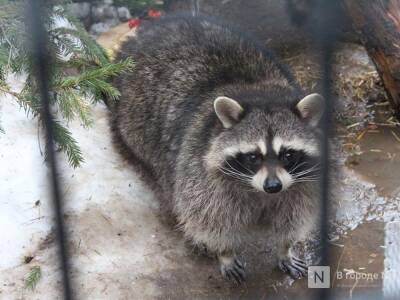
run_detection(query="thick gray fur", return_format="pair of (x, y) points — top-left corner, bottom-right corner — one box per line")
(110, 14), (321, 281)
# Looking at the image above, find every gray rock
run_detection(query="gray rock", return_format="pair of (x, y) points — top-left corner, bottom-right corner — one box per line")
(90, 22), (111, 36)
(90, 19), (119, 36)
(103, 0), (114, 5)
(67, 2), (91, 20)
(117, 7), (132, 22)
(92, 4), (119, 23)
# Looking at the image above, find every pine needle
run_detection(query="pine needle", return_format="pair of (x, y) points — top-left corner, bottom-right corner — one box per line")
(57, 90), (93, 127)
(50, 26), (109, 65)
(25, 266), (41, 290)
(59, 59), (134, 90)
(52, 120), (84, 168)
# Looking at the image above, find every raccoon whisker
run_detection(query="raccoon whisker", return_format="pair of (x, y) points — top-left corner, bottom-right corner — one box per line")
(218, 167), (251, 180)
(294, 180), (318, 184)
(292, 171), (320, 182)
(294, 176), (319, 181)
(224, 170), (254, 181)
(298, 174), (320, 178)
(217, 168), (258, 191)
(293, 176), (319, 183)
(289, 163), (320, 177)
(224, 159), (255, 176)
(217, 170), (244, 181)
(294, 174), (320, 180)
(220, 164), (254, 179)
(217, 167), (253, 183)
(294, 169), (320, 178)
(230, 158), (256, 175)
(292, 164), (320, 177)
(296, 163), (320, 173)
(288, 162), (308, 174)
(293, 180), (318, 184)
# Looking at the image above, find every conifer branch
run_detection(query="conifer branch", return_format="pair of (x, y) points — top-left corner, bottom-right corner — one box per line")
(25, 266), (42, 291)
(0, 0), (134, 167)
(0, 85), (20, 99)
(51, 120), (84, 168)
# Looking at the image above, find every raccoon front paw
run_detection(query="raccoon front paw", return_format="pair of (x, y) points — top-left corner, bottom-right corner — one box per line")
(278, 256), (308, 279)
(219, 256), (246, 284)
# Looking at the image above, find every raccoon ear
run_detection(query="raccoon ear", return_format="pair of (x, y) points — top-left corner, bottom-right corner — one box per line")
(296, 93), (324, 127)
(214, 96), (244, 128)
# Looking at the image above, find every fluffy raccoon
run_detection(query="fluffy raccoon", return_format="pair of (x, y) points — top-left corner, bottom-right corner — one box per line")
(110, 15), (324, 283)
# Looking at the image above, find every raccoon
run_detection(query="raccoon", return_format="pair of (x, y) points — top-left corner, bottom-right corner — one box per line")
(110, 15), (324, 283)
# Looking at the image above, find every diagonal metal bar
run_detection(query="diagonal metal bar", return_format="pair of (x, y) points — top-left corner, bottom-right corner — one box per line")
(25, 1), (73, 299)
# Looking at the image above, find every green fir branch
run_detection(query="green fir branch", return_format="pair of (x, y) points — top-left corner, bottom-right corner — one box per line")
(52, 120), (84, 168)
(87, 78), (121, 101)
(50, 26), (109, 66)
(57, 90), (93, 127)
(0, 84), (40, 116)
(0, 0), (134, 167)
(25, 266), (42, 291)
(59, 59), (134, 90)
(19, 82), (42, 116)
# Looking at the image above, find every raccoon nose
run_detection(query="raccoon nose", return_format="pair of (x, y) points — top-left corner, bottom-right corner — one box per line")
(263, 178), (282, 193)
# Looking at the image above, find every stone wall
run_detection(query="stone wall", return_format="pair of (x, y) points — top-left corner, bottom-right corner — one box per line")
(68, 0), (131, 36)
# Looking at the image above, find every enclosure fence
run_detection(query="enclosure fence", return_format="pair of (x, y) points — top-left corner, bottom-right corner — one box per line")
(28, 1), (341, 299)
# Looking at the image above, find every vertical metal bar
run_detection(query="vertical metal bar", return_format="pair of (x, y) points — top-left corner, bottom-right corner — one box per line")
(25, 1), (72, 299)
(314, 1), (342, 299)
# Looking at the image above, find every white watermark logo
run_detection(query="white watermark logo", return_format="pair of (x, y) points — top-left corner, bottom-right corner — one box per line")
(308, 266), (330, 288)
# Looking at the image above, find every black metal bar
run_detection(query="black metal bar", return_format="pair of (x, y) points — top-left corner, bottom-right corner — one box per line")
(26, 1), (73, 299)
(286, 0), (342, 298)
(314, 1), (342, 299)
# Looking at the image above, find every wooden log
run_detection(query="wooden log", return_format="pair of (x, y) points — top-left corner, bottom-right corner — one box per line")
(341, 0), (400, 118)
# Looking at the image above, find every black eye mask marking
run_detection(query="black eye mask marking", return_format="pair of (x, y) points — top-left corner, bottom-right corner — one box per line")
(279, 149), (304, 170)
(279, 148), (319, 179)
(225, 151), (263, 176)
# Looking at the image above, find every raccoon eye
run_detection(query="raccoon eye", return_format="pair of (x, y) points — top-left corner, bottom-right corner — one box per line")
(243, 152), (262, 165)
(284, 150), (295, 159)
(280, 149), (298, 163)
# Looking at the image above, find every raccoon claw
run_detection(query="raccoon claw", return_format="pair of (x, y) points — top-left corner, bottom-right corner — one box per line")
(220, 257), (246, 284)
(279, 256), (308, 279)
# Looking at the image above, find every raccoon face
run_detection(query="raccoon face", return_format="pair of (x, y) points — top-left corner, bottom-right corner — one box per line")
(205, 93), (324, 194)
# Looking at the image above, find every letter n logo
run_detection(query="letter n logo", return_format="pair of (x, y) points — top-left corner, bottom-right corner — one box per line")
(308, 266), (330, 288)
